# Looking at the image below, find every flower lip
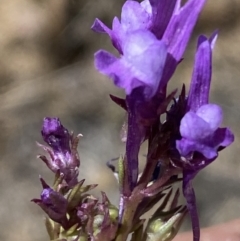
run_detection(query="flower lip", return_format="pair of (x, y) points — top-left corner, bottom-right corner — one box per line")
(180, 104), (223, 141)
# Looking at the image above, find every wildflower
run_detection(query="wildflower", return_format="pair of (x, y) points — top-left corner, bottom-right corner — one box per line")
(176, 34), (234, 159)
(93, 0), (207, 97)
(174, 33), (234, 241)
(95, 30), (167, 98)
(32, 1), (236, 241)
(38, 117), (80, 186)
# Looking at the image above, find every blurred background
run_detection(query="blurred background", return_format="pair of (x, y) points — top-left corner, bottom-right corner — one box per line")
(0, 0), (240, 240)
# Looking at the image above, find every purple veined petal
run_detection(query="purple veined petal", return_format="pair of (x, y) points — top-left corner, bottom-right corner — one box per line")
(121, 0), (151, 32)
(162, 0), (206, 62)
(187, 35), (212, 111)
(149, 0), (177, 39)
(157, 53), (178, 91)
(182, 170), (200, 241)
(196, 104), (223, 131)
(112, 17), (125, 53)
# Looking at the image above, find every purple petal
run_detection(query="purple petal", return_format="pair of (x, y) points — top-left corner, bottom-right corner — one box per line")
(121, 0), (151, 31)
(210, 128), (234, 149)
(149, 0), (177, 39)
(157, 53), (178, 91)
(95, 31), (167, 98)
(95, 50), (136, 94)
(91, 18), (111, 34)
(163, 0), (206, 61)
(141, 0), (152, 14)
(187, 35), (213, 111)
(179, 111), (214, 141)
(112, 17), (125, 53)
(196, 104), (222, 131)
(176, 120), (234, 159)
(94, 50), (118, 72)
(176, 138), (218, 159)
(92, 18), (123, 53)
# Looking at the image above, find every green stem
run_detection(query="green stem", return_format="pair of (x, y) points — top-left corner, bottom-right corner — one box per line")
(115, 195), (142, 241)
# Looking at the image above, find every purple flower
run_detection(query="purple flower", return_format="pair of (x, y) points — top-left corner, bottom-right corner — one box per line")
(93, 0), (207, 196)
(175, 33), (234, 241)
(93, 0), (207, 99)
(39, 118), (80, 186)
(176, 34), (234, 159)
(32, 178), (68, 226)
(95, 30), (167, 98)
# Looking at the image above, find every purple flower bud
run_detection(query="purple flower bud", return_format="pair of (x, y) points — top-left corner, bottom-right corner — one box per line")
(32, 178), (68, 226)
(42, 117), (70, 153)
(39, 118), (80, 186)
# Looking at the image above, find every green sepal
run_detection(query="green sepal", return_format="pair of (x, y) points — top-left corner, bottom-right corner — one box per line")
(109, 206), (119, 222)
(61, 223), (79, 237)
(67, 180), (97, 210)
(118, 155), (124, 191)
(53, 171), (65, 191)
(45, 217), (55, 240)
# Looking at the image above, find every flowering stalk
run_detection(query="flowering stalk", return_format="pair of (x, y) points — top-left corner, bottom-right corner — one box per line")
(33, 1), (234, 241)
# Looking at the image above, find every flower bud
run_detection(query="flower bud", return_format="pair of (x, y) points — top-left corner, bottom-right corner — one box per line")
(32, 177), (68, 226)
(146, 206), (187, 241)
(39, 117), (81, 186)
